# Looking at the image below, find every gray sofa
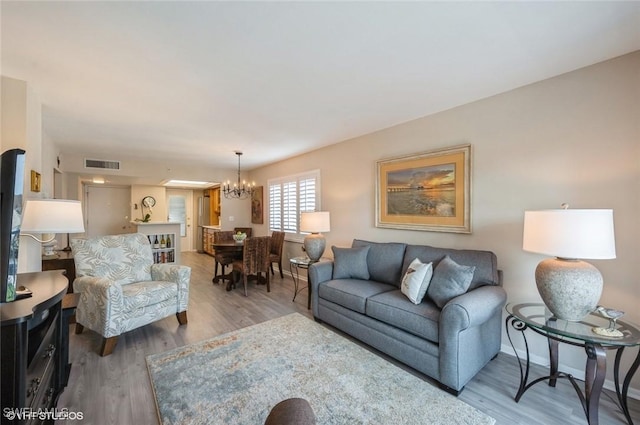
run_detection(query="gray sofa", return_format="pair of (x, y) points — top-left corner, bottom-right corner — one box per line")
(309, 239), (506, 394)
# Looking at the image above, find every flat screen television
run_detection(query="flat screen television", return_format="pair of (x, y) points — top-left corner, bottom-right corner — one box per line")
(0, 148), (26, 303)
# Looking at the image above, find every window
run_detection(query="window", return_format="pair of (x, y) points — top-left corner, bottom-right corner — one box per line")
(268, 170), (320, 241)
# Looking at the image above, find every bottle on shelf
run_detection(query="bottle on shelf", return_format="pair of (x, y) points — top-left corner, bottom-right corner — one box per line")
(160, 235), (166, 249)
(166, 235), (172, 248)
(153, 235), (159, 249)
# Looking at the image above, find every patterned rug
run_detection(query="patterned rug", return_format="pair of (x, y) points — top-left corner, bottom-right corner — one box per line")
(146, 313), (495, 425)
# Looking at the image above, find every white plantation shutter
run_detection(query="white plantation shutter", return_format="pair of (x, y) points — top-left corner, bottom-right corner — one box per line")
(268, 170), (321, 240)
(282, 181), (297, 232)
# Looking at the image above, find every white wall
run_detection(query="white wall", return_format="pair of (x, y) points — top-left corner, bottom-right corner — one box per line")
(249, 52), (640, 392)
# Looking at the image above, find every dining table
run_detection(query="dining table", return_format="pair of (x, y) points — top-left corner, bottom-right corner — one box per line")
(211, 241), (244, 290)
(212, 238), (271, 292)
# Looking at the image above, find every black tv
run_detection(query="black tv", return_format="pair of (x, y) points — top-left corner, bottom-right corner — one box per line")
(0, 148), (26, 303)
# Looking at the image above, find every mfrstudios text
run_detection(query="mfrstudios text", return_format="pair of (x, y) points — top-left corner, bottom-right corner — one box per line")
(3, 407), (84, 421)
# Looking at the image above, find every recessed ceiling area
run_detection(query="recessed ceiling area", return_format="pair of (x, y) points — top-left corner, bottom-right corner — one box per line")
(2, 2), (639, 170)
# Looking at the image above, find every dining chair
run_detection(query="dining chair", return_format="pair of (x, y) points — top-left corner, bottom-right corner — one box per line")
(213, 230), (235, 284)
(233, 227), (253, 237)
(232, 236), (271, 296)
(269, 231), (285, 278)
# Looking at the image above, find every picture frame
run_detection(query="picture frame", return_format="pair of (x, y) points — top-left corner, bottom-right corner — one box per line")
(376, 144), (471, 233)
(251, 186), (264, 224)
(30, 170), (41, 193)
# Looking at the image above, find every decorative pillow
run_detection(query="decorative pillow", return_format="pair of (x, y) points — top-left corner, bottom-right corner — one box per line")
(332, 246), (370, 280)
(427, 255), (476, 308)
(400, 258), (433, 304)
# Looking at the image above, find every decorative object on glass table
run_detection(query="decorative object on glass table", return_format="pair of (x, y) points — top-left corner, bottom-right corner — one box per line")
(300, 211), (330, 262)
(522, 204), (616, 321)
(592, 305), (625, 338)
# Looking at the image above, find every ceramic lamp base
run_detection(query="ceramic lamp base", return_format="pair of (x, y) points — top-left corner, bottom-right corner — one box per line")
(535, 258), (603, 321)
(303, 233), (325, 262)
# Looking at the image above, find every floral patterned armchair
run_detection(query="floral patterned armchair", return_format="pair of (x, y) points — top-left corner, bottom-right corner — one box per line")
(71, 233), (190, 356)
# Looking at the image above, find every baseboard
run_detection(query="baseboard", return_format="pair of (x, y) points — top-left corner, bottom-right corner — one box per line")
(500, 343), (640, 401)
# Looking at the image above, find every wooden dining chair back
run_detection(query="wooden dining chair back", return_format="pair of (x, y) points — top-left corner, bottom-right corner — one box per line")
(269, 231), (286, 279)
(234, 227), (253, 237)
(232, 236), (271, 296)
(213, 231), (235, 283)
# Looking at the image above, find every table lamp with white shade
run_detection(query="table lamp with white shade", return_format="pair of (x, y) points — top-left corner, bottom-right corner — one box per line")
(300, 211), (330, 262)
(20, 199), (85, 258)
(522, 206), (616, 321)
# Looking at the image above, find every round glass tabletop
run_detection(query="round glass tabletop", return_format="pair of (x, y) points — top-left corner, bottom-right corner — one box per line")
(506, 303), (640, 347)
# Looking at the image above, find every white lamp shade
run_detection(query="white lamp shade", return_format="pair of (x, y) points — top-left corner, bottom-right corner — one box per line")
(21, 199), (85, 234)
(523, 209), (615, 260)
(300, 211), (330, 233)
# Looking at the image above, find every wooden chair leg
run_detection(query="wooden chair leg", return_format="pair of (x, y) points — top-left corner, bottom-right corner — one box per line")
(266, 272), (271, 292)
(100, 336), (118, 356)
(270, 263), (275, 276)
(243, 274), (248, 297)
(278, 261), (284, 279)
(75, 323), (84, 334)
(176, 311), (188, 325)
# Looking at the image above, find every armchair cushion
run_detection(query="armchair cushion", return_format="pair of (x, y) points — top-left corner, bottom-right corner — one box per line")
(72, 233), (153, 285)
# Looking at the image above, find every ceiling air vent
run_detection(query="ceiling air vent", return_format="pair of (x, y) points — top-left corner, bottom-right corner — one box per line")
(84, 158), (120, 170)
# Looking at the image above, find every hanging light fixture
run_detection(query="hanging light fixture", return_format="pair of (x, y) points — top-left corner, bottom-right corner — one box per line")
(223, 151), (254, 199)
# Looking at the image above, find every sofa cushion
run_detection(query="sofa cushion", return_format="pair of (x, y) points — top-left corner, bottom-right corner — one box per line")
(332, 246), (370, 280)
(352, 239), (407, 286)
(366, 290), (440, 342)
(318, 279), (395, 314)
(121, 280), (178, 311)
(400, 258), (433, 304)
(427, 255), (475, 308)
(403, 245), (498, 290)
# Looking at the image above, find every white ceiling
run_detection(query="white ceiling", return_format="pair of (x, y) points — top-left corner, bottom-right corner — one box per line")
(2, 1), (639, 170)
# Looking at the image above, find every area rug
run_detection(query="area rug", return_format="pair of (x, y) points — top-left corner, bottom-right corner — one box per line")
(146, 313), (495, 425)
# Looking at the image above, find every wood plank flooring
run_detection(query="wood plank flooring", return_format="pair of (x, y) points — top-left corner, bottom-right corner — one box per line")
(57, 252), (639, 425)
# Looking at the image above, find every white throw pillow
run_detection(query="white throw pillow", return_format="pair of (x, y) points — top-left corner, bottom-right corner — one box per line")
(401, 258), (433, 304)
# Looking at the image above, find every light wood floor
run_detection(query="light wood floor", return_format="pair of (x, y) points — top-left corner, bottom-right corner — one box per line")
(57, 252), (639, 425)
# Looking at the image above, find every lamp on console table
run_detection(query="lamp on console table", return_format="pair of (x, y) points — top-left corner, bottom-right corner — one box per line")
(20, 199), (85, 259)
(300, 211), (330, 262)
(522, 205), (616, 321)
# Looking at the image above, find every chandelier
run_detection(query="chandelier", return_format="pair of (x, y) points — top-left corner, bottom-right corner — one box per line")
(223, 151), (254, 199)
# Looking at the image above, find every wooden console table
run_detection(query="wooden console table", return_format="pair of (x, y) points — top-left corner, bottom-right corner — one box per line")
(1, 271), (69, 424)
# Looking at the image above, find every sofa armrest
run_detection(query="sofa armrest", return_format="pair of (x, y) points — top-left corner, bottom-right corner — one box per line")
(308, 261), (334, 316)
(151, 264), (191, 312)
(438, 285), (507, 391)
(73, 275), (124, 337)
(440, 285), (507, 331)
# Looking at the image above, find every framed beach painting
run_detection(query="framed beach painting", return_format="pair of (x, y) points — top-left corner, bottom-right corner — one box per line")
(376, 144), (471, 233)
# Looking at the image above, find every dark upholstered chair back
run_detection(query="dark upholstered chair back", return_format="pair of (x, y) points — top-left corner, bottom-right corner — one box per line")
(269, 231), (286, 278)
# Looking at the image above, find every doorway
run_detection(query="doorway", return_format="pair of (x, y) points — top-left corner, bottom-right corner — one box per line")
(85, 185), (133, 237)
(167, 189), (193, 251)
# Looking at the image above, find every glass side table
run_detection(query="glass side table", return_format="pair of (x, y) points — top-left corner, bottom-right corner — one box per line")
(289, 257), (328, 310)
(505, 303), (640, 425)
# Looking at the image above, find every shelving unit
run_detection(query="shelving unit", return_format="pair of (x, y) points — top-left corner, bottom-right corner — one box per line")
(132, 222), (181, 265)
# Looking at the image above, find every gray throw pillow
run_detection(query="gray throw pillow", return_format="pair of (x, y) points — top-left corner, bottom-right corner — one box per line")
(427, 255), (476, 308)
(332, 245), (370, 280)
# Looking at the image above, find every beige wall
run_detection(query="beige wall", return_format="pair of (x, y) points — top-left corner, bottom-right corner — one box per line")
(1, 76), (45, 272)
(249, 52), (640, 392)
